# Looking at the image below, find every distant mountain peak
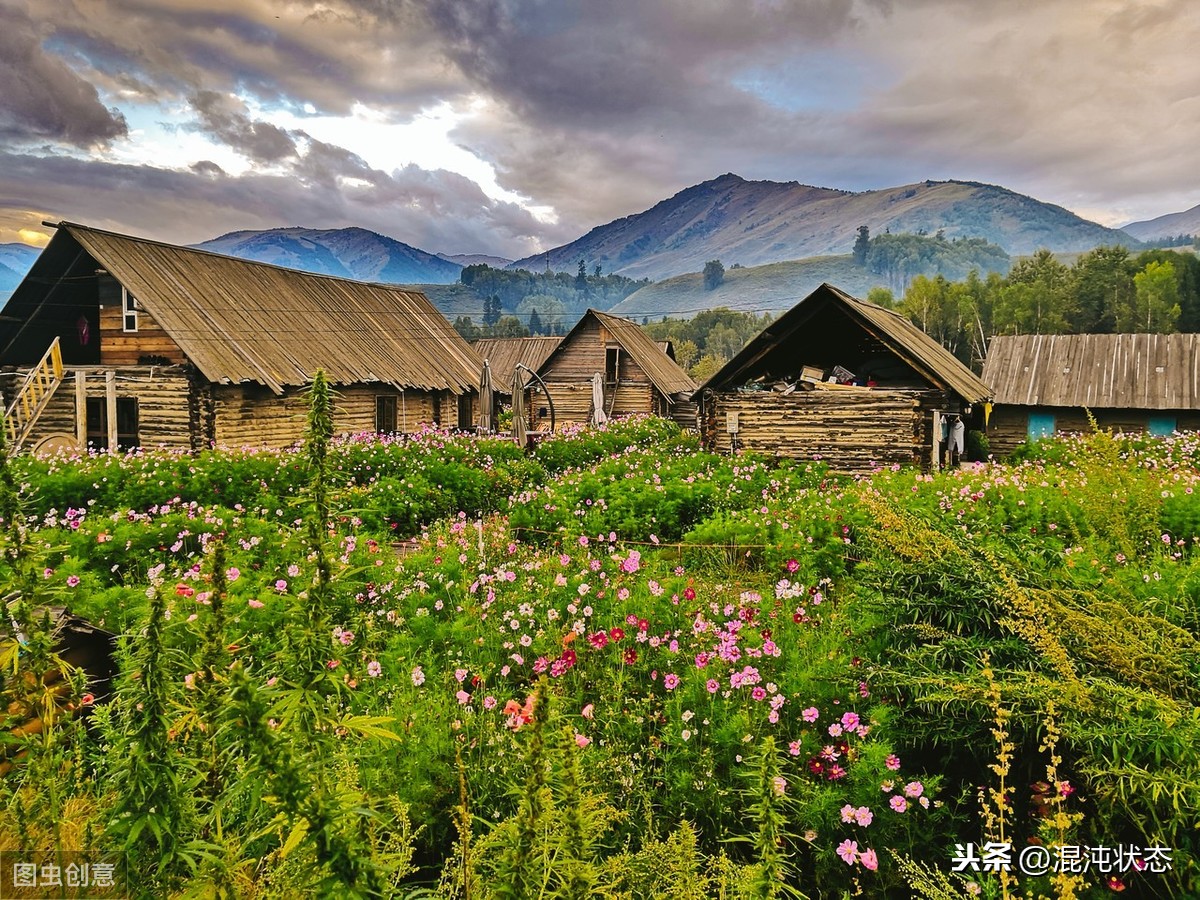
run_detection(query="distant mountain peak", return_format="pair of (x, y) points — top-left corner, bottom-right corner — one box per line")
(509, 175), (1137, 280)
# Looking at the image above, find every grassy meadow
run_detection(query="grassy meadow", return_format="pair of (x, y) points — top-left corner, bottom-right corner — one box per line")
(2, 388), (1198, 898)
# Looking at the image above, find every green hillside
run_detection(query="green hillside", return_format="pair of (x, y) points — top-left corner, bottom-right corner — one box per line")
(607, 255), (884, 319)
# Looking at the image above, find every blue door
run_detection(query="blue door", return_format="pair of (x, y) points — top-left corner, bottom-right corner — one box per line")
(1148, 416), (1177, 436)
(1027, 412), (1055, 440)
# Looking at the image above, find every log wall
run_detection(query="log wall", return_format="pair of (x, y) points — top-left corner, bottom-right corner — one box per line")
(987, 405), (1200, 459)
(0, 365), (194, 451)
(537, 317), (661, 427)
(97, 276), (187, 366)
(705, 388), (942, 472)
(211, 384), (440, 448)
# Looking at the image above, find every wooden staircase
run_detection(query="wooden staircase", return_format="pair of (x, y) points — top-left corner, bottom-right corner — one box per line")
(3, 337), (65, 456)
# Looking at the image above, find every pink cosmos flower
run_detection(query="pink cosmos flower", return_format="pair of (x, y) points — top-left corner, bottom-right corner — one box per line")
(366, 661), (382, 677)
(828, 723), (844, 737)
(663, 673), (680, 690)
(890, 796), (908, 813)
(706, 678), (720, 694)
(248, 599), (264, 608)
(575, 732), (590, 748)
(859, 848), (879, 871)
(581, 703), (594, 719)
(66, 575), (81, 587)
(836, 839), (858, 865)
(854, 807), (874, 827)
(885, 754), (901, 770)
(904, 781), (924, 798)
(456, 690), (470, 705)
(483, 695), (497, 709)
(788, 740), (801, 756)
(275, 579), (288, 592)
(411, 666), (426, 686)
(840, 712), (860, 730)
(840, 804), (856, 824)
(802, 707), (819, 722)
(226, 567), (240, 582)
(751, 686), (767, 701)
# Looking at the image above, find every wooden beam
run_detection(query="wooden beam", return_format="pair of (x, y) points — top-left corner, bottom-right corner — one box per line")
(105, 370), (117, 451)
(75, 370), (86, 446)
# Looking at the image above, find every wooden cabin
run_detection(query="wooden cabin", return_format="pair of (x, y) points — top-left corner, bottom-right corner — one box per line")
(531, 309), (698, 430)
(981, 333), (1200, 456)
(471, 336), (562, 400)
(0, 222), (483, 453)
(698, 283), (992, 472)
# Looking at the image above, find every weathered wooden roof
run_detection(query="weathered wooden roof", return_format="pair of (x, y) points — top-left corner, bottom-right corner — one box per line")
(539, 309), (697, 397)
(51, 223), (482, 394)
(701, 283), (991, 403)
(472, 337), (562, 389)
(982, 333), (1200, 410)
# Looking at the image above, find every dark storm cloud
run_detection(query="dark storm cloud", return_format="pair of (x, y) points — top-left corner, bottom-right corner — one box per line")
(0, 151), (553, 258)
(0, 0), (127, 146)
(188, 91), (299, 164)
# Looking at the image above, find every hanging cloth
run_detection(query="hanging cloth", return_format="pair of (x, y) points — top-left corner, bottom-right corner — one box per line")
(951, 418), (965, 455)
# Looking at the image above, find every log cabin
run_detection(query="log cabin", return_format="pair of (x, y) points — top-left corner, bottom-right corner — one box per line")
(531, 309), (698, 430)
(0, 222), (483, 453)
(698, 283), (992, 472)
(981, 333), (1200, 457)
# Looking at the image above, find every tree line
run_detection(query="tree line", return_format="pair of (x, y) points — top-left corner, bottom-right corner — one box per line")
(880, 246), (1200, 369)
(641, 308), (775, 382)
(452, 262), (647, 339)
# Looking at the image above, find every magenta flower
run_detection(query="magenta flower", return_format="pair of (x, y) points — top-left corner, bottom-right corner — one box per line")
(275, 579), (288, 592)
(890, 796), (908, 813)
(802, 706), (819, 722)
(66, 575), (81, 587)
(663, 673), (680, 691)
(885, 754), (901, 770)
(859, 848), (879, 871)
(706, 678), (720, 694)
(840, 711), (860, 730)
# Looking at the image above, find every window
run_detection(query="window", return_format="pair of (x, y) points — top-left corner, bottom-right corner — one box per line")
(1027, 412), (1055, 441)
(1148, 415), (1177, 436)
(605, 346), (620, 384)
(86, 397), (139, 451)
(376, 395), (398, 433)
(122, 287), (139, 333)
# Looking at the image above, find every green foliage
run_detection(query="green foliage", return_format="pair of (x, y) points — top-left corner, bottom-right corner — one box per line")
(866, 232), (1010, 294)
(704, 259), (726, 291)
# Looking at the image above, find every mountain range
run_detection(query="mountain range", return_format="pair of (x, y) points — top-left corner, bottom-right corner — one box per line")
(1122, 202), (1200, 242)
(192, 226), (464, 284)
(1, 176), (1195, 309)
(509, 174), (1139, 281)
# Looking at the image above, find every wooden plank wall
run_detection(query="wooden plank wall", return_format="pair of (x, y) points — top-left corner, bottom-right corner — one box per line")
(98, 277), (187, 366)
(538, 317), (659, 427)
(988, 405), (1200, 458)
(0, 366), (194, 450)
(707, 389), (933, 472)
(211, 384), (438, 447)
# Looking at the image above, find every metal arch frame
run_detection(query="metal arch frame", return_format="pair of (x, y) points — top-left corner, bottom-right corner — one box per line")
(515, 363), (555, 434)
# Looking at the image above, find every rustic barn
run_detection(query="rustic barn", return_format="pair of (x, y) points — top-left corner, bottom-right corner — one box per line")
(981, 333), (1200, 456)
(698, 283), (992, 472)
(0, 222), (483, 453)
(471, 336), (562, 400)
(531, 309), (698, 430)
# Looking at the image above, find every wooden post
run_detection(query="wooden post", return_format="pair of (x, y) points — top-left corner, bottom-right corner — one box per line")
(75, 370), (87, 446)
(931, 410), (941, 472)
(105, 370), (117, 451)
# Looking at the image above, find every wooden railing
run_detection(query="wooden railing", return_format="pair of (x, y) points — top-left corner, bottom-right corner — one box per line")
(3, 337), (65, 455)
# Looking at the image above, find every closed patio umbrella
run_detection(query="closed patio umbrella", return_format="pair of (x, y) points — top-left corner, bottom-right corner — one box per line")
(477, 360), (494, 433)
(591, 372), (608, 426)
(511, 367), (527, 447)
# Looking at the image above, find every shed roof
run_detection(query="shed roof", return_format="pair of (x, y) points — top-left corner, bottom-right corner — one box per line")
(700, 283), (991, 403)
(472, 336), (562, 388)
(3, 222), (482, 394)
(539, 309), (697, 397)
(982, 333), (1200, 410)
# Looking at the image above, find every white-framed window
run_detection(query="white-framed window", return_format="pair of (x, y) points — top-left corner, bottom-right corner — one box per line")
(122, 286), (139, 332)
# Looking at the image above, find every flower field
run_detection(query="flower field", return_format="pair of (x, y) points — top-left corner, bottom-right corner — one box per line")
(3, 390), (1199, 898)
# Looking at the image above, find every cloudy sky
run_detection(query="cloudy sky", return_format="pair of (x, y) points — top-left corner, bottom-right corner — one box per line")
(1, 0), (1196, 257)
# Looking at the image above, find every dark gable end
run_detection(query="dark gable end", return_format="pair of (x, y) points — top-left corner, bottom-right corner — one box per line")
(700, 283), (990, 403)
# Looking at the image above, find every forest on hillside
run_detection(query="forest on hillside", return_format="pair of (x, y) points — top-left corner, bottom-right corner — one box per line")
(877, 246), (1200, 369)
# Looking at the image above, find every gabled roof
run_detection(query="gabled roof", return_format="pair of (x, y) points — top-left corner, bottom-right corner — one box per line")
(982, 333), (1200, 410)
(539, 309), (697, 397)
(472, 336), (562, 388)
(1, 222), (482, 394)
(700, 283), (991, 403)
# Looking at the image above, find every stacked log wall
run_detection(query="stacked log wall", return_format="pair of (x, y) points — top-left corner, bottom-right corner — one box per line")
(211, 384), (438, 448)
(97, 277), (187, 366)
(707, 389), (940, 472)
(0, 365), (194, 450)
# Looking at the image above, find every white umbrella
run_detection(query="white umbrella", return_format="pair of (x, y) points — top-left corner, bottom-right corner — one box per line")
(477, 360), (494, 433)
(591, 372), (608, 426)
(511, 367), (527, 446)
